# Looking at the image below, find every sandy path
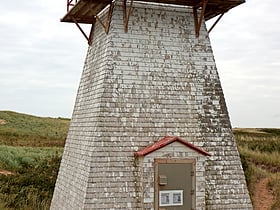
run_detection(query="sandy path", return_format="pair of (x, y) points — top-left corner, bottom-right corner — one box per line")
(253, 178), (275, 210)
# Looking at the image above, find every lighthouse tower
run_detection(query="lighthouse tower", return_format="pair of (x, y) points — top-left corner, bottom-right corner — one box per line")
(51, 0), (253, 209)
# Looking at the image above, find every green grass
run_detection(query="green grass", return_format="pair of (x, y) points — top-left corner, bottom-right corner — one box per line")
(0, 111), (70, 147)
(0, 145), (62, 171)
(234, 128), (280, 209)
(268, 173), (280, 210)
(0, 111), (66, 210)
(0, 146), (63, 210)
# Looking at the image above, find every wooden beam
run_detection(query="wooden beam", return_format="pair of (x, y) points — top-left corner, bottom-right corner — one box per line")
(123, 0), (127, 29)
(208, 12), (224, 33)
(193, 7), (199, 37)
(70, 16), (90, 43)
(123, 0), (134, 33)
(105, 3), (114, 34)
(197, 0), (208, 37)
(96, 16), (106, 32)
(88, 18), (96, 46)
(193, 0), (208, 37)
(70, 16), (98, 46)
(96, 2), (114, 34)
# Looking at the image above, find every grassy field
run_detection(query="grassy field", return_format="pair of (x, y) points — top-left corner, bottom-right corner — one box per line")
(0, 111), (69, 147)
(234, 128), (280, 209)
(0, 111), (67, 210)
(0, 146), (62, 210)
(0, 111), (280, 209)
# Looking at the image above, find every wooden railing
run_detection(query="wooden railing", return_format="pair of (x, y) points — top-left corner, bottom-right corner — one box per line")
(67, 0), (78, 12)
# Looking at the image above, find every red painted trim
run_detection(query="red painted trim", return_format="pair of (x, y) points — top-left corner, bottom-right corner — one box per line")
(135, 136), (211, 157)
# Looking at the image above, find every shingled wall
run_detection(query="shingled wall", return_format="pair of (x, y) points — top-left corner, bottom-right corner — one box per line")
(51, 2), (253, 209)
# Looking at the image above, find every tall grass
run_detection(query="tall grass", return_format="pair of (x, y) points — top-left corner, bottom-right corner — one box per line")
(268, 173), (280, 210)
(0, 146), (63, 210)
(0, 145), (62, 170)
(239, 146), (280, 171)
(234, 128), (280, 209)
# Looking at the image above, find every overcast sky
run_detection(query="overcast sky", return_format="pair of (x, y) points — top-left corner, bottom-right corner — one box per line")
(0, 0), (279, 128)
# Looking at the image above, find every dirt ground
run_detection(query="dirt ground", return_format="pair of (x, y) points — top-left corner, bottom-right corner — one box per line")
(0, 170), (14, 176)
(253, 178), (277, 210)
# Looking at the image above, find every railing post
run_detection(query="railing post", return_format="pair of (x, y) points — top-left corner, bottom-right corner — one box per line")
(67, 0), (78, 12)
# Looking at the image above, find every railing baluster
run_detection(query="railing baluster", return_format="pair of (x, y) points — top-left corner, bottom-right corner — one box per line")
(67, 0), (79, 12)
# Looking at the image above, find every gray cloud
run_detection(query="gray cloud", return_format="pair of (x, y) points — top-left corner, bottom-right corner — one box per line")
(0, 0), (87, 117)
(207, 0), (280, 127)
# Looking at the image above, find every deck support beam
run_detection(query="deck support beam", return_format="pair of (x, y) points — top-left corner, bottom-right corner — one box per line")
(96, 2), (114, 34)
(71, 16), (91, 43)
(66, 0), (237, 43)
(70, 16), (96, 45)
(88, 18), (96, 45)
(208, 12), (225, 34)
(123, 0), (134, 33)
(193, 0), (208, 37)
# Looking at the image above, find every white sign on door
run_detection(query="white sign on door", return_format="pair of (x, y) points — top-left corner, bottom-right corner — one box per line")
(159, 190), (183, 206)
